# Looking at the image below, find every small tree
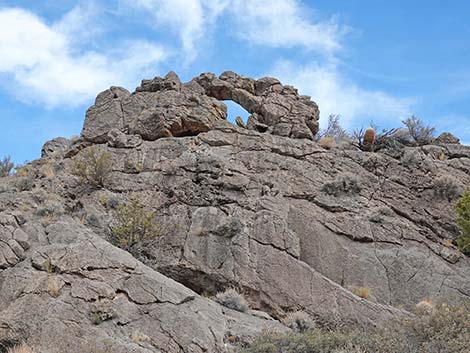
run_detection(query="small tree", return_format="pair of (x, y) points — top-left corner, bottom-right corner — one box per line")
(0, 155), (14, 177)
(72, 147), (112, 188)
(455, 190), (470, 255)
(111, 198), (161, 251)
(402, 115), (435, 145)
(316, 115), (349, 143)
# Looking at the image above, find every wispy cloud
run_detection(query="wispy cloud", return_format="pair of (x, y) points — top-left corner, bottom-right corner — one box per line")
(230, 0), (345, 53)
(124, 0), (228, 64)
(124, 0), (344, 62)
(271, 60), (414, 129)
(0, 7), (167, 107)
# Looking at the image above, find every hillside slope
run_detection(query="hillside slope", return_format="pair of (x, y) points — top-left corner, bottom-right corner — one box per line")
(0, 71), (469, 352)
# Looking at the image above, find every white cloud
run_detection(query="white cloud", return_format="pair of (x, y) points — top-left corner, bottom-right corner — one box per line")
(230, 0), (344, 53)
(271, 60), (414, 129)
(126, 0), (227, 63)
(0, 7), (167, 107)
(125, 0), (342, 62)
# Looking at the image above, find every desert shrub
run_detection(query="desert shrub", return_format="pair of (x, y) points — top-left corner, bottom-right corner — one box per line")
(402, 115), (436, 146)
(316, 115), (350, 143)
(35, 201), (63, 217)
(322, 173), (362, 197)
(111, 198), (161, 251)
(242, 329), (364, 353)
(99, 193), (120, 209)
(415, 300), (435, 315)
(72, 147), (112, 188)
(284, 311), (316, 333)
(455, 190), (470, 255)
(317, 137), (336, 150)
(214, 288), (249, 312)
(348, 286), (371, 300)
(39, 162), (56, 178)
(90, 305), (114, 325)
(457, 236), (470, 256)
(433, 175), (462, 201)
(376, 302), (470, 353)
(243, 302), (470, 353)
(15, 177), (34, 192)
(369, 206), (394, 223)
(0, 156), (14, 177)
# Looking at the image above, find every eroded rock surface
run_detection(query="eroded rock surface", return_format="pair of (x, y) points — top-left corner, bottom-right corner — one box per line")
(0, 215), (287, 353)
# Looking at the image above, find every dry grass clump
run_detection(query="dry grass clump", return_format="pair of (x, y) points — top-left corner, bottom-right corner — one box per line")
(39, 162), (55, 179)
(214, 288), (249, 312)
(318, 137), (337, 150)
(7, 344), (34, 353)
(47, 276), (61, 298)
(284, 311), (316, 333)
(415, 300), (435, 315)
(348, 286), (371, 300)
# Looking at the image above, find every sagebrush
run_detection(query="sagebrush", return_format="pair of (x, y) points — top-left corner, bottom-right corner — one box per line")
(111, 198), (161, 251)
(243, 302), (470, 353)
(214, 288), (249, 312)
(72, 148), (112, 188)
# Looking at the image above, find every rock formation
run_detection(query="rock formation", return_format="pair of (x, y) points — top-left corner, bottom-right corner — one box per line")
(81, 71), (319, 143)
(0, 71), (469, 352)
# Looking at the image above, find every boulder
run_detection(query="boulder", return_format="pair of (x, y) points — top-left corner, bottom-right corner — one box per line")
(436, 132), (460, 144)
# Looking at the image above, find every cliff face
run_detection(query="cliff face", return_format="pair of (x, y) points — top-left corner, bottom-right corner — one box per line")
(0, 71), (469, 352)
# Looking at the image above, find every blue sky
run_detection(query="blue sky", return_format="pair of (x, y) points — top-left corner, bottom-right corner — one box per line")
(1, 0), (470, 164)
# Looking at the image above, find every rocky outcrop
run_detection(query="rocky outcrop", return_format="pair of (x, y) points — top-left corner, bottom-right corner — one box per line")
(0, 215), (286, 353)
(72, 124), (470, 319)
(194, 71), (319, 138)
(1, 71), (469, 352)
(81, 71), (319, 143)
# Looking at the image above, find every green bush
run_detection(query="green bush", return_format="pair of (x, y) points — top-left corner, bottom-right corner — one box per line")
(111, 198), (161, 251)
(0, 155), (14, 177)
(72, 147), (112, 188)
(455, 190), (470, 255)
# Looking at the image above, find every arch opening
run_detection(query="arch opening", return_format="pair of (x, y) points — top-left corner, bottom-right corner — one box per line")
(223, 100), (250, 127)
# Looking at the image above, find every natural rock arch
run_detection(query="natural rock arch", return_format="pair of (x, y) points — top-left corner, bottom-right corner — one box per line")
(81, 71), (320, 143)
